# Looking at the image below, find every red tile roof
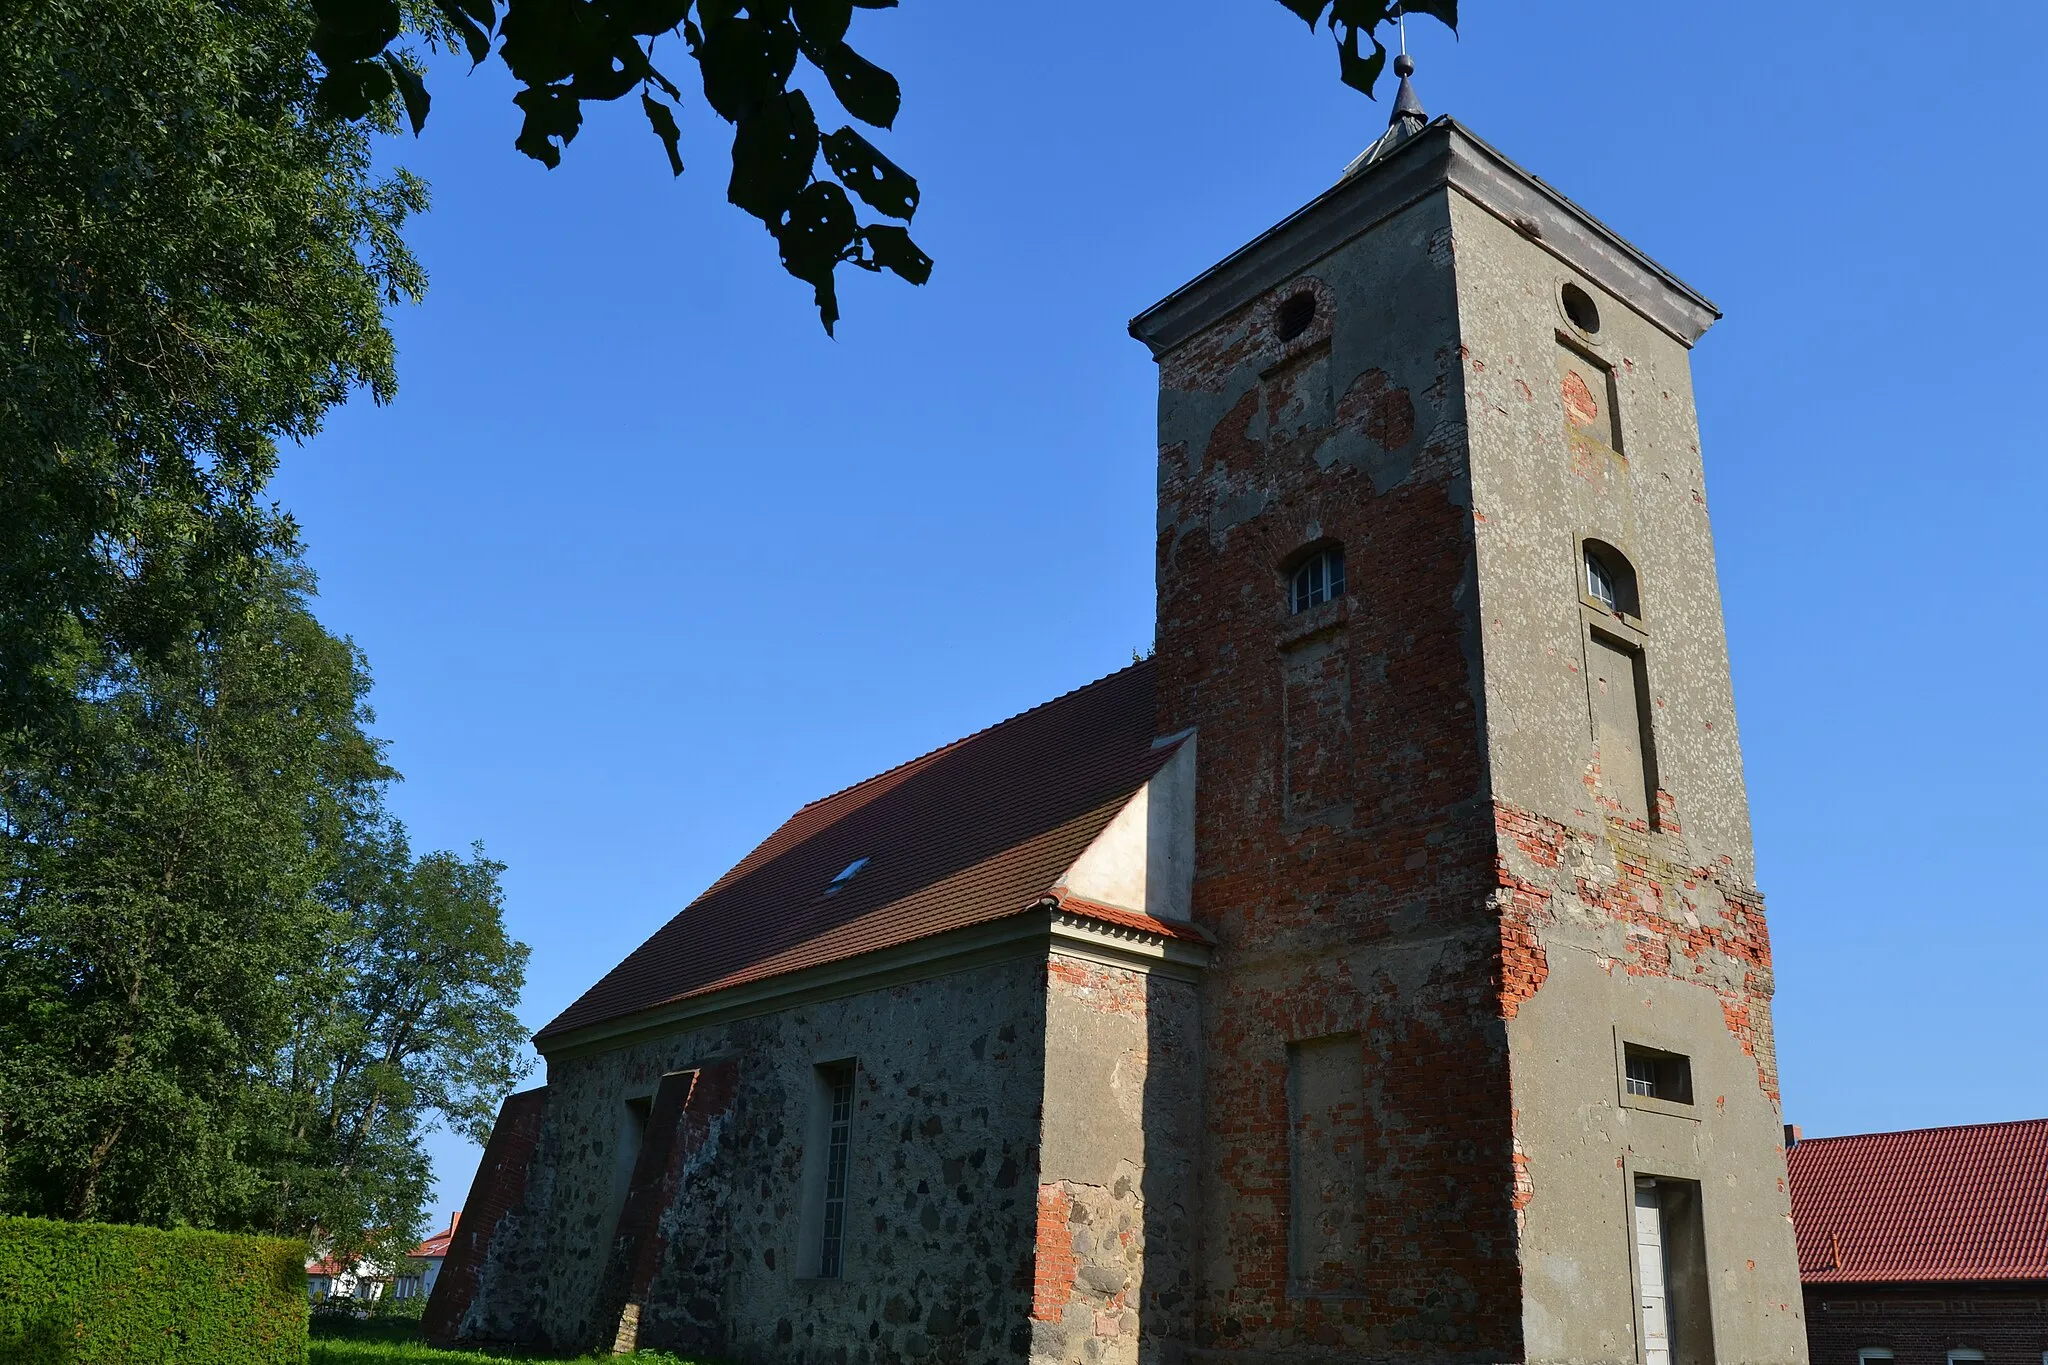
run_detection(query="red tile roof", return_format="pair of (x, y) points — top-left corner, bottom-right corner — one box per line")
(1787, 1118), (2048, 1285)
(537, 662), (1182, 1045)
(413, 1214), (457, 1260)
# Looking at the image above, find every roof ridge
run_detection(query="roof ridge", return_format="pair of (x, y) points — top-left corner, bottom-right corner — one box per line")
(793, 658), (1155, 813)
(1797, 1116), (2048, 1146)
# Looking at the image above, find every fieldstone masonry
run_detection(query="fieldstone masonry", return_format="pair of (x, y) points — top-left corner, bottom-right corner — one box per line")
(433, 112), (1809, 1365)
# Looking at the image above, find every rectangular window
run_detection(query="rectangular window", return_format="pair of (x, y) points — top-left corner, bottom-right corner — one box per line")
(1286, 1034), (1366, 1297)
(1587, 632), (1658, 822)
(1856, 1351), (1894, 1364)
(800, 1060), (858, 1280)
(1947, 1352), (1985, 1365)
(819, 1063), (854, 1277)
(1623, 1045), (1694, 1105)
(1633, 1177), (1714, 1365)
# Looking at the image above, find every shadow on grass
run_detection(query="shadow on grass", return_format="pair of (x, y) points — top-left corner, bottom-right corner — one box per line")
(308, 1313), (706, 1363)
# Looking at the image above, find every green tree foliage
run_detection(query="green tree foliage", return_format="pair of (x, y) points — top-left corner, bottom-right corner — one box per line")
(0, 0), (425, 742)
(0, 540), (531, 1257)
(246, 827), (530, 1263)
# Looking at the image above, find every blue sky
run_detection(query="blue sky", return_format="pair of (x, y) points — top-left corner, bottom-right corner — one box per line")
(272, 1), (2048, 1226)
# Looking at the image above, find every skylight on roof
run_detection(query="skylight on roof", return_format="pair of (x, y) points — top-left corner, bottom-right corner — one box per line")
(823, 857), (869, 895)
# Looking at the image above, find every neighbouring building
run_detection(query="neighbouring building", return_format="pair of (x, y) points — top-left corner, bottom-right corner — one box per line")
(309, 1214), (461, 1304)
(427, 63), (1808, 1365)
(1788, 1119), (2048, 1365)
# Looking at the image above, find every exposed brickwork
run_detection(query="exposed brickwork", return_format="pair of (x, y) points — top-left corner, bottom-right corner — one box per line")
(1153, 195), (1525, 1362)
(1803, 1286), (2048, 1365)
(1493, 801), (1780, 1103)
(1033, 1183), (1079, 1323)
(594, 1060), (741, 1351)
(422, 1086), (549, 1346)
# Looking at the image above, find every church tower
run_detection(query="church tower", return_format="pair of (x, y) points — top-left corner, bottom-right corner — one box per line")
(1130, 67), (1808, 1365)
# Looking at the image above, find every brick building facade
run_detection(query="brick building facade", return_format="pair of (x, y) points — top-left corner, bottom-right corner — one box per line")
(1789, 1120), (2048, 1365)
(427, 76), (1808, 1365)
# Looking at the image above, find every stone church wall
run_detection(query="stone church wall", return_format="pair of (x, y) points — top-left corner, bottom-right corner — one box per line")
(464, 955), (1052, 1362)
(1030, 956), (1204, 1365)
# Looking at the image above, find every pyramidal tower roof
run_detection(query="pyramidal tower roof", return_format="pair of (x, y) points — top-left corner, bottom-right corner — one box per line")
(1340, 53), (1428, 179)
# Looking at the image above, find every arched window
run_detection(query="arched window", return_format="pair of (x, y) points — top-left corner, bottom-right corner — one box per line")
(1583, 541), (1639, 618)
(1289, 547), (1345, 614)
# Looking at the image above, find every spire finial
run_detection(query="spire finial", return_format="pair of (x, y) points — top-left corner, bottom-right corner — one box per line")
(1338, 46), (1429, 180)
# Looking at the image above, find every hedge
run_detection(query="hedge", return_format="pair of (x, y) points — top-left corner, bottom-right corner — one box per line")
(0, 1215), (307, 1364)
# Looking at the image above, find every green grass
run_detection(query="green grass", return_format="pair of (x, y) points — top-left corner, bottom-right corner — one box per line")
(307, 1318), (699, 1364)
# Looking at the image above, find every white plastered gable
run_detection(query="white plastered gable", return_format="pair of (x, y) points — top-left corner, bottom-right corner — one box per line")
(1053, 732), (1196, 923)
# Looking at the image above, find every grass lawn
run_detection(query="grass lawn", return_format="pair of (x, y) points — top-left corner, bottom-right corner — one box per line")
(308, 1316), (699, 1364)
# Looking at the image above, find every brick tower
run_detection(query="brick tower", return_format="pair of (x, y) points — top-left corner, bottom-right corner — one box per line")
(1129, 74), (1808, 1365)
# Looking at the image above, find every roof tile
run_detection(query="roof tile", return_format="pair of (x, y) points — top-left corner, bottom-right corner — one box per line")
(537, 662), (1174, 1044)
(1787, 1118), (2048, 1284)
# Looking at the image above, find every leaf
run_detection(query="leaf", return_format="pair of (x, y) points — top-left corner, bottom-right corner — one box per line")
(311, 0), (403, 66)
(858, 224), (931, 285)
(1273, 0), (1326, 24)
(1336, 25), (1387, 97)
(314, 59), (395, 122)
(792, 0), (852, 46)
(820, 127), (916, 219)
(642, 93), (684, 176)
(511, 84), (583, 167)
(430, 0), (494, 65)
(697, 13), (800, 122)
(617, 0), (694, 34)
(498, 0), (581, 88)
(773, 182), (861, 332)
(1397, 0), (1458, 31)
(806, 38), (898, 128)
(382, 55), (431, 135)
(726, 90), (818, 221)
(570, 40), (652, 102)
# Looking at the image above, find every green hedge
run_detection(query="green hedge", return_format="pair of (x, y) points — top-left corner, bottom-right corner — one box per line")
(0, 1215), (307, 1364)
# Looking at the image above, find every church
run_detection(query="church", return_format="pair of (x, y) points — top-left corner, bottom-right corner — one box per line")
(424, 64), (1810, 1365)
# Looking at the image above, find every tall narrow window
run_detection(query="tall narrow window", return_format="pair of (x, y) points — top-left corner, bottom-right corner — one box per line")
(817, 1061), (855, 1278)
(1290, 548), (1345, 614)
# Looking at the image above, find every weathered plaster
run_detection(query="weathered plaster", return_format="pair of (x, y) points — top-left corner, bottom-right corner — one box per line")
(1060, 737), (1199, 924)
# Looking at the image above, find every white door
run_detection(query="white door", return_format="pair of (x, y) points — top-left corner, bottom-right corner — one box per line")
(1635, 1179), (1673, 1365)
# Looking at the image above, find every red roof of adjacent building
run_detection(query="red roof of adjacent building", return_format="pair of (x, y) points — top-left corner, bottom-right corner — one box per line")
(537, 662), (1188, 1045)
(413, 1213), (458, 1260)
(1786, 1118), (2048, 1285)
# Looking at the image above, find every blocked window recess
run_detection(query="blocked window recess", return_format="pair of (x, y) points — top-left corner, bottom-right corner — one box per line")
(1286, 1033), (1367, 1298)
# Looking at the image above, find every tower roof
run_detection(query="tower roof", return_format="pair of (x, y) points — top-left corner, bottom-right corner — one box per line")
(1341, 53), (1428, 180)
(1130, 117), (1720, 354)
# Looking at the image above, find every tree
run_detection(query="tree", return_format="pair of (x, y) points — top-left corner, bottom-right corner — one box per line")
(0, 0), (425, 746)
(0, 533), (531, 1253)
(246, 823), (531, 1263)
(0, 547), (390, 1226)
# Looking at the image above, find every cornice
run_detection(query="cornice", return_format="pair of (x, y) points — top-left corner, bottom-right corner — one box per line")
(1129, 117), (1719, 356)
(537, 902), (1211, 1062)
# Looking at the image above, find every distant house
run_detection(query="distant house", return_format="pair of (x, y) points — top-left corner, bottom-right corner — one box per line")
(1788, 1118), (2048, 1365)
(391, 1214), (459, 1303)
(308, 1214), (462, 1304)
